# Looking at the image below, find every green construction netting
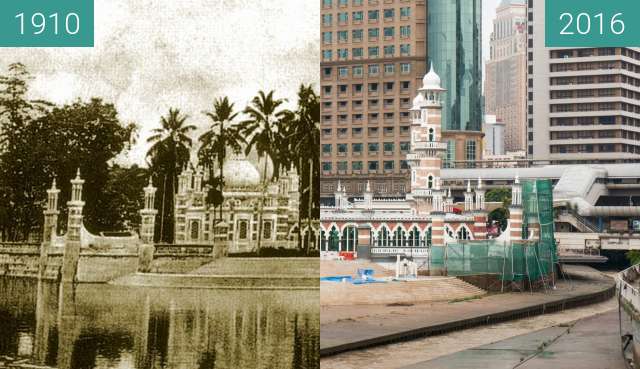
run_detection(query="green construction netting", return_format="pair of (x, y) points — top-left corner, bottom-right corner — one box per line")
(428, 180), (558, 283)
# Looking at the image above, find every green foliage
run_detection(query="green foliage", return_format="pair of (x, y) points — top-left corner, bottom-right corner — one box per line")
(0, 63), (136, 240)
(627, 250), (640, 265)
(486, 188), (512, 207)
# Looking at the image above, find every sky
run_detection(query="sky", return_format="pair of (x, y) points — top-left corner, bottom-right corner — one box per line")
(0, 0), (319, 166)
(0, 0), (500, 166)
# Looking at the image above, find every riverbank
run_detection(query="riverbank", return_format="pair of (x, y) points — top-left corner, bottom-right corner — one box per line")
(110, 257), (320, 289)
(321, 265), (614, 357)
(321, 291), (618, 369)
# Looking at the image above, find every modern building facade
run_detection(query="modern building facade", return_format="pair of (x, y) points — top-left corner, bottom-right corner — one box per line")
(527, 1), (640, 163)
(427, 0), (484, 168)
(483, 115), (505, 156)
(484, 0), (526, 152)
(320, 0), (427, 198)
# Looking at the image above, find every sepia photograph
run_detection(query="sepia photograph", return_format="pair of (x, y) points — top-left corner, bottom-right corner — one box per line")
(0, 1), (319, 368)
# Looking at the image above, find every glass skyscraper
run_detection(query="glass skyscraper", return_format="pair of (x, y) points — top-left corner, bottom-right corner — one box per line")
(427, 0), (482, 132)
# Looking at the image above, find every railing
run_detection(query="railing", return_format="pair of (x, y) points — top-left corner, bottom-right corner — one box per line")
(616, 263), (640, 313)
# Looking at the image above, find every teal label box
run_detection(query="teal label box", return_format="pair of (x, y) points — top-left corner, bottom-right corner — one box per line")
(546, 0), (640, 47)
(0, 0), (94, 47)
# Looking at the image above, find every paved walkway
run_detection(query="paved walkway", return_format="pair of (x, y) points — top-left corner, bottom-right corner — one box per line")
(400, 309), (627, 369)
(321, 266), (615, 356)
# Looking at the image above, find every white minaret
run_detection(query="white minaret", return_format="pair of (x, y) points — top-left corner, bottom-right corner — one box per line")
(43, 179), (60, 243)
(140, 178), (158, 244)
(406, 64), (448, 214)
(464, 180), (474, 213)
(475, 177), (486, 211)
(363, 180), (373, 210)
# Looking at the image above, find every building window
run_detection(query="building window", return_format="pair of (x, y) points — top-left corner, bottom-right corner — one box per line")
(263, 220), (272, 239)
(400, 7), (410, 18)
(322, 144), (332, 154)
(383, 142), (394, 152)
(368, 47), (379, 57)
(383, 161), (394, 171)
(190, 220), (199, 240)
(353, 143), (363, 153)
(400, 141), (410, 152)
(400, 44), (410, 56)
(337, 161), (348, 171)
(338, 143), (348, 154)
(383, 27), (394, 37)
(352, 29), (363, 41)
(400, 160), (409, 169)
(338, 66), (348, 77)
(384, 63), (395, 74)
(238, 220), (248, 240)
(352, 47), (363, 58)
(353, 0), (363, 5)
(322, 14), (332, 26)
(368, 64), (379, 75)
(338, 12), (348, 24)
(322, 32), (332, 44)
(353, 65), (363, 77)
(445, 140), (456, 168)
(338, 30), (348, 42)
(339, 0), (348, 6)
(400, 63), (411, 74)
(322, 50), (332, 61)
(383, 8), (394, 19)
(400, 25), (411, 37)
(368, 143), (379, 153)
(368, 161), (379, 171)
(383, 45), (395, 56)
(368, 10), (379, 20)
(427, 175), (434, 189)
(368, 27), (379, 39)
(428, 128), (434, 142)
(352, 161), (363, 171)
(465, 140), (476, 163)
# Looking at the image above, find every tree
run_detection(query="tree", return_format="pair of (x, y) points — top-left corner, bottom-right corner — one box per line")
(98, 165), (150, 231)
(239, 91), (291, 251)
(198, 97), (244, 222)
(284, 84), (320, 253)
(486, 188), (512, 232)
(146, 108), (195, 243)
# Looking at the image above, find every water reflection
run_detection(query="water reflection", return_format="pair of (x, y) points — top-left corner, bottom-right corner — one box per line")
(0, 278), (319, 369)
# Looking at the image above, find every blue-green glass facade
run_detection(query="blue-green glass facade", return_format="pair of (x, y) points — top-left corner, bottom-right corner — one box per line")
(427, 0), (482, 132)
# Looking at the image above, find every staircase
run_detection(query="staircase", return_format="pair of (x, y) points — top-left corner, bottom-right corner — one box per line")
(557, 209), (601, 233)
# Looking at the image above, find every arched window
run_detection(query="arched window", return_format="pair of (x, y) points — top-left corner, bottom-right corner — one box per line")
(428, 128), (435, 142)
(457, 226), (471, 240)
(329, 226), (340, 251)
(376, 227), (391, 247)
(190, 220), (199, 240)
(342, 226), (357, 252)
(428, 175), (434, 189)
(238, 220), (248, 240)
(426, 227), (432, 246)
(393, 228), (405, 247)
(408, 227), (420, 247)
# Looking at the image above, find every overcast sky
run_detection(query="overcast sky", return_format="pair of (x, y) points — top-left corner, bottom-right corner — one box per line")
(0, 0), (319, 166)
(0, 0), (499, 166)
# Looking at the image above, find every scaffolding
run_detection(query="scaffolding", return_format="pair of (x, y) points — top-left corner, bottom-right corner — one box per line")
(428, 180), (558, 290)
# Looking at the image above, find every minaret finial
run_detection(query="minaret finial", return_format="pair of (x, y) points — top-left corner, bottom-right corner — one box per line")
(467, 180), (471, 193)
(51, 178), (57, 189)
(76, 168), (81, 179)
(477, 177), (483, 190)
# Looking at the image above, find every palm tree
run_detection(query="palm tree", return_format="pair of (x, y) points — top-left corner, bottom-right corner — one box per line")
(198, 97), (245, 222)
(286, 85), (320, 253)
(146, 108), (196, 242)
(239, 90), (291, 252)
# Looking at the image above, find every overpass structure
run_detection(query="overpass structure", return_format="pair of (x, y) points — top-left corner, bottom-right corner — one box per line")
(442, 164), (640, 260)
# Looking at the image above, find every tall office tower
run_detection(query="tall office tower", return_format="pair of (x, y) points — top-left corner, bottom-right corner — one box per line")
(320, 0), (427, 198)
(427, 0), (483, 167)
(527, 1), (640, 162)
(485, 0), (526, 152)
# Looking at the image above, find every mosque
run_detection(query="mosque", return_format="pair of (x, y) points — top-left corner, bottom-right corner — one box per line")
(173, 155), (302, 253)
(320, 66), (527, 259)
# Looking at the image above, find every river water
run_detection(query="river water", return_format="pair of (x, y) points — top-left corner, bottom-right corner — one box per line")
(0, 278), (319, 369)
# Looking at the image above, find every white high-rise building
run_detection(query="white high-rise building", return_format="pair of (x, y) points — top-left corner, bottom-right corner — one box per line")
(527, 1), (640, 163)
